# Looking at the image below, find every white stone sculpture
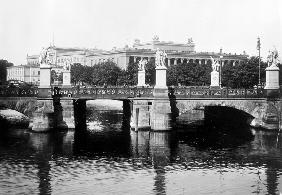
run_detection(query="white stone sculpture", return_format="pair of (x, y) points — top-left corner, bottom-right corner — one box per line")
(138, 58), (147, 71)
(267, 48), (279, 67)
(210, 56), (220, 72)
(155, 48), (167, 68)
(39, 47), (48, 64)
(265, 48), (279, 91)
(210, 56), (220, 87)
(39, 47), (55, 65)
(63, 61), (71, 71)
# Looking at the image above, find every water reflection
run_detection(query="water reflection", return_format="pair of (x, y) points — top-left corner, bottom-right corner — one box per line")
(0, 108), (282, 194)
(130, 131), (175, 194)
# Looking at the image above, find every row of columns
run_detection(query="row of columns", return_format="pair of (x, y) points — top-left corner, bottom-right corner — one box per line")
(90, 58), (115, 65)
(132, 56), (241, 66)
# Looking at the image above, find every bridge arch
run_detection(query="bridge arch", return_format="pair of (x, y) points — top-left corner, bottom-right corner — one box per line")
(175, 99), (279, 129)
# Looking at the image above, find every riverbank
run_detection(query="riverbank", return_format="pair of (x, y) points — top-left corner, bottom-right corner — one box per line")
(0, 109), (30, 129)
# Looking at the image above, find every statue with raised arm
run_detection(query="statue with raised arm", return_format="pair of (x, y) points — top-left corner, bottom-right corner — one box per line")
(210, 56), (220, 72)
(138, 58), (147, 71)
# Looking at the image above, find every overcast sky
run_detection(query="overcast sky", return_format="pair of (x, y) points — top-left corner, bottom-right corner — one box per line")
(0, 0), (281, 65)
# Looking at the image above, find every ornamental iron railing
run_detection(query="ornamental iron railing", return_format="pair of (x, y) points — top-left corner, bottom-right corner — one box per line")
(0, 85), (265, 99)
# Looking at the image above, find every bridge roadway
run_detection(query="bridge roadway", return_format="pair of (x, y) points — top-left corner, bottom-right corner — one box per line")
(0, 85), (280, 132)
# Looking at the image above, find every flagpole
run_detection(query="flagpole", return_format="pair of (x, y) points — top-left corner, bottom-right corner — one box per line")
(257, 37), (261, 87)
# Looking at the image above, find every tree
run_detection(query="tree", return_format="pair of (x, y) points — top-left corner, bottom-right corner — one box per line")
(91, 61), (122, 86)
(71, 63), (84, 85)
(167, 64), (178, 86)
(0, 59), (13, 84)
(145, 58), (155, 86)
(123, 61), (138, 86)
(222, 57), (268, 88)
(169, 62), (211, 86)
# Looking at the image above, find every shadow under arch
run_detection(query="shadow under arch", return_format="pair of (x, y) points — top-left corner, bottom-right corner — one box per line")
(204, 105), (254, 130)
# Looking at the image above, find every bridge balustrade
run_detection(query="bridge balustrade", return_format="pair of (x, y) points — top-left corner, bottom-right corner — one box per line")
(0, 85), (38, 97)
(53, 86), (154, 99)
(169, 87), (264, 99)
(0, 85), (265, 99)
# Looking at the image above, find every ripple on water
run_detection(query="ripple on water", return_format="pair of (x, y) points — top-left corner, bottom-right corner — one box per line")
(1, 110), (282, 194)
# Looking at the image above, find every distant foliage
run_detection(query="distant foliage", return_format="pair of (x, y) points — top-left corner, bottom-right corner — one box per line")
(71, 62), (122, 86)
(0, 59), (13, 84)
(145, 58), (156, 86)
(222, 56), (268, 88)
(69, 57), (272, 88)
(167, 62), (211, 86)
(123, 61), (138, 86)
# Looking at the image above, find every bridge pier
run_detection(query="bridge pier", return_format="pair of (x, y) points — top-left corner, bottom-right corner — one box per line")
(122, 100), (132, 127)
(58, 99), (75, 129)
(150, 99), (173, 131)
(73, 99), (87, 131)
(31, 98), (75, 132)
(32, 99), (55, 132)
(130, 99), (173, 131)
(130, 100), (151, 131)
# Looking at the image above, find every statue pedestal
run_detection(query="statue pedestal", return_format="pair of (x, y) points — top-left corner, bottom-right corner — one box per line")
(39, 63), (51, 88)
(137, 70), (146, 87)
(63, 70), (71, 87)
(210, 70), (220, 88)
(264, 64), (280, 97)
(38, 63), (52, 98)
(154, 66), (168, 97)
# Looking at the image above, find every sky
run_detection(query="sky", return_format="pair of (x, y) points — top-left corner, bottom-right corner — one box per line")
(0, 0), (281, 65)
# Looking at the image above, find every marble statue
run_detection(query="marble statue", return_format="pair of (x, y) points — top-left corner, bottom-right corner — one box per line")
(267, 48), (279, 67)
(39, 47), (48, 64)
(39, 47), (55, 65)
(63, 61), (71, 71)
(138, 58), (147, 71)
(210, 56), (220, 72)
(155, 48), (167, 68)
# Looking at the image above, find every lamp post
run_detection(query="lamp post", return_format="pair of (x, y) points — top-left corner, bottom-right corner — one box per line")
(257, 37), (261, 87)
(219, 55), (223, 88)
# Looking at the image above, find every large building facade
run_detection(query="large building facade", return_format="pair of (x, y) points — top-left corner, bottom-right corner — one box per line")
(7, 65), (40, 84)
(26, 36), (249, 69)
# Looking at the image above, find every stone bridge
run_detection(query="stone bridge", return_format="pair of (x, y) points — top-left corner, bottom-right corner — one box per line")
(0, 85), (281, 132)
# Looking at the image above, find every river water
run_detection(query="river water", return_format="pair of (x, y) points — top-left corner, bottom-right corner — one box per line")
(0, 102), (282, 195)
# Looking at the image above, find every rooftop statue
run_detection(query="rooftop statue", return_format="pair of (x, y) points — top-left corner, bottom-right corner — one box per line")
(138, 58), (147, 71)
(187, 37), (193, 44)
(153, 35), (160, 41)
(155, 48), (167, 68)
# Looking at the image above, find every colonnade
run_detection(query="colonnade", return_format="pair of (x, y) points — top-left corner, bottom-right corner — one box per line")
(131, 56), (241, 66)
